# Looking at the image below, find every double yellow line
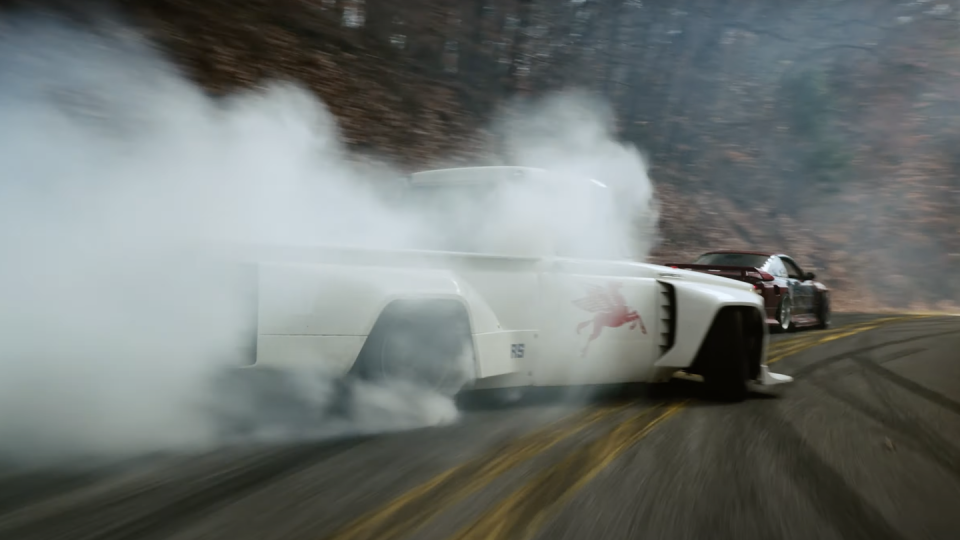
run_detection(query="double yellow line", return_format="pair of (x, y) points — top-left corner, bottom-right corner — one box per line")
(325, 402), (633, 540)
(324, 315), (928, 540)
(767, 315), (924, 364)
(450, 402), (684, 540)
(324, 401), (681, 540)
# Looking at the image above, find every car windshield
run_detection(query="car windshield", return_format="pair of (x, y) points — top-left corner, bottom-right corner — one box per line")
(694, 252), (770, 268)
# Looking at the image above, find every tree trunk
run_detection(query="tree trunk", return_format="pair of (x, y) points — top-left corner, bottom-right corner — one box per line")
(505, 0), (532, 95)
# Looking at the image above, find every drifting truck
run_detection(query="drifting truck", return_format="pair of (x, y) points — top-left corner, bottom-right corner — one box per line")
(221, 166), (792, 409)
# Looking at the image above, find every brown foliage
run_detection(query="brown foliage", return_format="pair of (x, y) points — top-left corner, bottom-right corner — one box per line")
(3, 0), (959, 311)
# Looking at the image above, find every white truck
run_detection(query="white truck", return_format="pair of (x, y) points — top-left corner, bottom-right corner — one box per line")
(220, 166), (792, 413)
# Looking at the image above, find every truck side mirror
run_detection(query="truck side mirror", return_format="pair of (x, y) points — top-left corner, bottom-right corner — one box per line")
(804, 271), (816, 281)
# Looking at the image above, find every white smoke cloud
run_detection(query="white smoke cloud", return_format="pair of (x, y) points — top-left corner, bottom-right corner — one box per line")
(0, 13), (657, 466)
(490, 93), (659, 260)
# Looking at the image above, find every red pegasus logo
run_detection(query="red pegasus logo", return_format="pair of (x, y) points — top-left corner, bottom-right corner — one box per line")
(572, 282), (646, 357)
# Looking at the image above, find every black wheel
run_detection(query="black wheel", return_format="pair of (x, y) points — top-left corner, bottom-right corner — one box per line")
(352, 300), (475, 397)
(456, 387), (525, 410)
(701, 311), (749, 402)
(774, 296), (794, 334)
(815, 293), (831, 329)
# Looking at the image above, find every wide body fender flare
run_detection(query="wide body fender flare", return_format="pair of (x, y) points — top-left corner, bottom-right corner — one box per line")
(251, 262), (504, 375)
(655, 279), (768, 369)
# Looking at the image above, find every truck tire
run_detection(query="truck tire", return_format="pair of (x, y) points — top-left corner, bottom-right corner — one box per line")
(352, 300), (475, 397)
(207, 366), (352, 444)
(456, 387), (525, 410)
(701, 310), (749, 402)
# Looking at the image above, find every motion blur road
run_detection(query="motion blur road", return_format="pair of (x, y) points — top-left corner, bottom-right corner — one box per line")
(1, 314), (959, 540)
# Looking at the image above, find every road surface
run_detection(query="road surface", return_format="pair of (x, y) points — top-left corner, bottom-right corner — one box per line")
(1, 313), (959, 540)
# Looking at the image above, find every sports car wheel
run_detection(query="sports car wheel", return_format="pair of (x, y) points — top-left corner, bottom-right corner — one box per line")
(816, 293), (831, 329)
(775, 296), (794, 333)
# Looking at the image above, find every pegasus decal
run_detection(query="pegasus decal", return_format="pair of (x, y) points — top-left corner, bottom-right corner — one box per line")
(572, 282), (646, 357)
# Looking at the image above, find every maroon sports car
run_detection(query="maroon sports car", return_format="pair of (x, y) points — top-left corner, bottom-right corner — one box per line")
(667, 250), (831, 333)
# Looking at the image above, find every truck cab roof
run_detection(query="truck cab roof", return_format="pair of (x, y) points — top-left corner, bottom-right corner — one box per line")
(407, 166), (608, 189)
(398, 166), (618, 258)
(407, 166), (548, 186)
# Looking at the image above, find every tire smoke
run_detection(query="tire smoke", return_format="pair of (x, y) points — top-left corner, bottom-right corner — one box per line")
(0, 12), (657, 466)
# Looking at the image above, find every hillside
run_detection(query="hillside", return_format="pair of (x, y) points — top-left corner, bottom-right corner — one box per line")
(3, 0), (959, 311)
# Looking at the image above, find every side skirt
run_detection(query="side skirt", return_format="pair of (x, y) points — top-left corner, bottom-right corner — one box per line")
(756, 365), (793, 386)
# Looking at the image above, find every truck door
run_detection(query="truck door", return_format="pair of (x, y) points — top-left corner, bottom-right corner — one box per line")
(536, 262), (659, 386)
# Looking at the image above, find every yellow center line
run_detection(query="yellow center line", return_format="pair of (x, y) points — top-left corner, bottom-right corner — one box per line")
(767, 316), (915, 353)
(768, 326), (881, 364)
(322, 401), (635, 540)
(328, 315), (936, 540)
(449, 402), (687, 540)
(768, 315), (925, 351)
(444, 315), (939, 540)
(769, 337), (825, 357)
(767, 315), (932, 364)
(768, 327), (859, 353)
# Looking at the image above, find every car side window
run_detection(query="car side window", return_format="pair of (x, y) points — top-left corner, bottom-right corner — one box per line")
(767, 257), (788, 278)
(780, 257), (803, 279)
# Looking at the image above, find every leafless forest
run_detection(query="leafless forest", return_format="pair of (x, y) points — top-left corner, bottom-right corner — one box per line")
(3, 0), (960, 311)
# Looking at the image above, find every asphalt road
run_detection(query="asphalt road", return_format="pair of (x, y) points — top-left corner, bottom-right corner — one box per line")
(1, 313), (959, 540)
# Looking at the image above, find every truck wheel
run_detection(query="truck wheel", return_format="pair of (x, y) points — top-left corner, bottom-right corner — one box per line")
(457, 387), (525, 410)
(701, 311), (749, 402)
(207, 366), (352, 444)
(353, 300), (475, 397)
(774, 296), (794, 334)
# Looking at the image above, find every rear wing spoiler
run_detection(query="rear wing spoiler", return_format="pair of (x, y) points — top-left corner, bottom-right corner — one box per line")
(665, 263), (775, 283)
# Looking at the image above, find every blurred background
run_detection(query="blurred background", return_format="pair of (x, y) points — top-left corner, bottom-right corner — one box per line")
(2, 0), (950, 310)
(1, 3), (959, 539)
